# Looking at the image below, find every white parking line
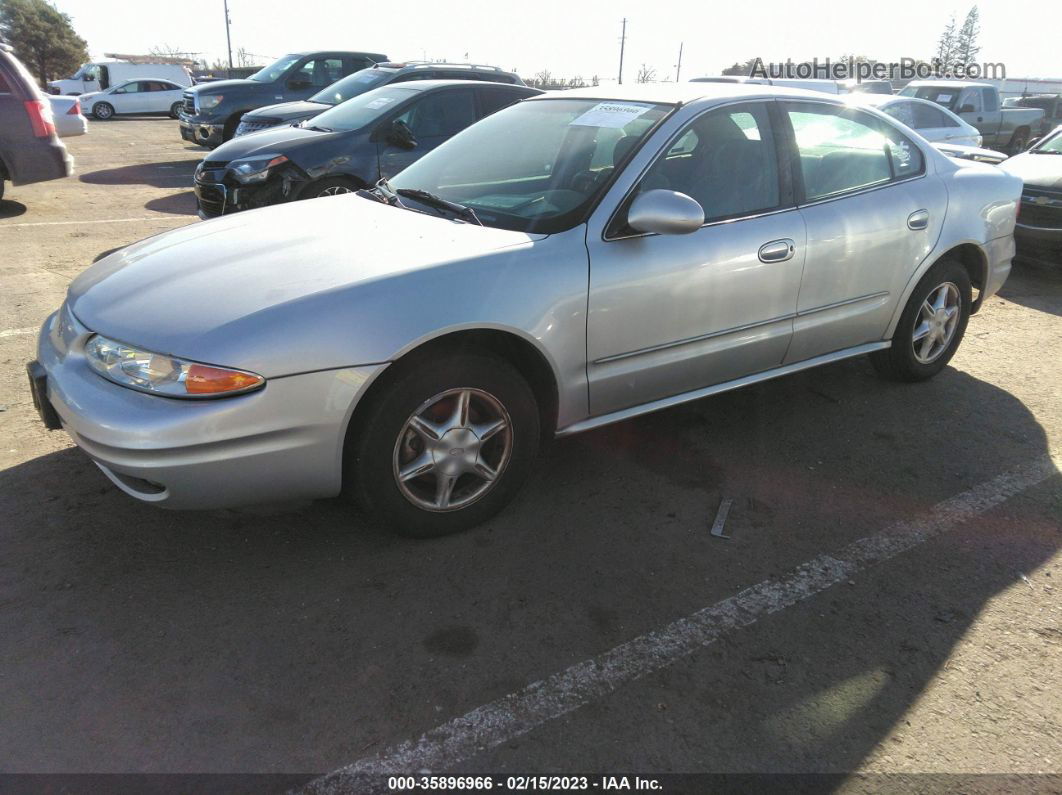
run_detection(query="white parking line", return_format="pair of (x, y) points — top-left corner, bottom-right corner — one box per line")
(0, 217), (192, 229)
(301, 452), (1060, 794)
(0, 327), (36, 338)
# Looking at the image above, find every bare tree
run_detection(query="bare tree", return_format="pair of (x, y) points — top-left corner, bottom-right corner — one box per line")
(954, 5), (981, 66)
(935, 14), (958, 70)
(636, 63), (656, 83)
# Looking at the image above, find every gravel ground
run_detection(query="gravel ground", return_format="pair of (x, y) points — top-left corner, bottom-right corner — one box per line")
(0, 119), (1059, 790)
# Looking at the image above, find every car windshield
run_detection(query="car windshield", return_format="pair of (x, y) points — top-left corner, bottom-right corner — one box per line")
(309, 68), (394, 105)
(389, 98), (672, 234)
(901, 87), (961, 111)
(305, 85), (418, 131)
(1033, 130), (1062, 153)
(249, 54), (302, 83)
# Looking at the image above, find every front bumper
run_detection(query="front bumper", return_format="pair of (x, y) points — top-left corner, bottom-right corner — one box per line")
(194, 176), (288, 218)
(178, 114), (225, 147)
(33, 307), (386, 509)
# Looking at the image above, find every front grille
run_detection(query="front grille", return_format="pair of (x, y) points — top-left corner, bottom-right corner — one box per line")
(1019, 187), (1062, 229)
(194, 183), (227, 217)
(234, 118), (278, 137)
(182, 92), (195, 114)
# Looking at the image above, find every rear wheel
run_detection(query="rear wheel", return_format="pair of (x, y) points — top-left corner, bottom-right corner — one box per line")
(347, 352), (540, 538)
(302, 176), (360, 199)
(1009, 127), (1030, 153)
(222, 113), (244, 142)
(871, 257), (971, 381)
(92, 102), (114, 120)
(169, 102), (182, 119)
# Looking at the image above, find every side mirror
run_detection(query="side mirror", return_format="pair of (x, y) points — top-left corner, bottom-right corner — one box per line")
(387, 119), (417, 150)
(627, 189), (704, 235)
(958, 104), (976, 114)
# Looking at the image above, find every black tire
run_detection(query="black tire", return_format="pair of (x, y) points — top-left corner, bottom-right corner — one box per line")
(92, 102), (114, 120)
(347, 352), (540, 538)
(871, 257), (972, 382)
(170, 102), (183, 119)
(301, 176), (360, 199)
(0, 178), (5, 202)
(1009, 127), (1030, 154)
(222, 113), (244, 142)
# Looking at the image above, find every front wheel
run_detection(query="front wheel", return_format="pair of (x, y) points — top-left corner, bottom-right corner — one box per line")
(170, 102), (182, 119)
(92, 102), (114, 120)
(871, 257), (971, 381)
(302, 177), (360, 199)
(347, 352), (540, 538)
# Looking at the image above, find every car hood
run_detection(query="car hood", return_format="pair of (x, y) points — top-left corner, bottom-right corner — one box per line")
(67, 196), (544, 376)
(190, 78), (255, 95)
(208, 123), (337, 163)
(243, 100), (329, 123)
(78, 91), (102, 103)
(1000, 153), (1062, 190)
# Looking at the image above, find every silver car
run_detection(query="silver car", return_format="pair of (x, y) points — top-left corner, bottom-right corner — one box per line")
(30, 84), (1022, 537)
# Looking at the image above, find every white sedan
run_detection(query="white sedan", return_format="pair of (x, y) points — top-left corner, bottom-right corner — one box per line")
(79, 79), (186, 121)
(46, 95), (88, 137)
(852, 94), (983, 147)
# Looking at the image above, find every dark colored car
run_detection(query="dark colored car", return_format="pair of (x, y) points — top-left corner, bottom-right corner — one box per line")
(0, 43), (73, 202)
(234, 61), (524, 137)
(1000, 126), (1062, 264)
(178, 50), (387, 148)
(193, 80), (540, 218)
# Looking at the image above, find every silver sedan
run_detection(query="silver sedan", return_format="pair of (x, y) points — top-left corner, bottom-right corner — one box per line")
(30, 83), (1022, 536)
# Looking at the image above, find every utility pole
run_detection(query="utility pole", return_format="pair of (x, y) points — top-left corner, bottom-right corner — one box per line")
(618, 18), (627, 85)
(675, 42), (683, 82)
(223, 0), (234, 71)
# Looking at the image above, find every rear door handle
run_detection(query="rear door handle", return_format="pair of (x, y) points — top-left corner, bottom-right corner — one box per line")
(758, 238), (795, 263)
(907, 209), (930, 230)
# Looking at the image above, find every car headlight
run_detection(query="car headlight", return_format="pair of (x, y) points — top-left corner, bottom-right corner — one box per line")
(198, 94), (223, 111)
(84, 335), (264, 398)
(228, 154), (289, 184)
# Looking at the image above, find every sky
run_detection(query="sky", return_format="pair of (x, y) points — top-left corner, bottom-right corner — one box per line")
(54, 0), (1061, 81)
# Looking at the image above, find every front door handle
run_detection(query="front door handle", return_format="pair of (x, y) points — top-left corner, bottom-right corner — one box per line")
(758, 238), (795, 263)
(908, 209), (930, 230)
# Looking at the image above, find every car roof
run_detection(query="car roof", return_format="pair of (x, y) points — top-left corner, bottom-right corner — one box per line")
(286, 50), (389, 59)
(385, 79), (538, 93)
(905, 80), (993, 89)
(522, 81), (846, 106)
(374, 61), (517, 76)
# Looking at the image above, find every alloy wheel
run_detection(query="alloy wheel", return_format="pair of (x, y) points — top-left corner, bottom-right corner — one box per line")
(318, 185), (353, 196)
(392, 388), (513, 512)
(911, 281), (961, 364)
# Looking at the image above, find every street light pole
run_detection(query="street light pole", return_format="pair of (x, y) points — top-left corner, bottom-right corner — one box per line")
(618, 18), (627, 85)
(675, 42), (683, 82)
(224, 0), (234, 71)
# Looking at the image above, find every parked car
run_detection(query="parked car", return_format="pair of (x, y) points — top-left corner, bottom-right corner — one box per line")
(30, 83), (1021, 537)
(49, 60), (192, 95)
(234, 62), (525, 137)
(195, 80), (541, 217)
(691, 76), (892, 94)
(999, 125), (1062, 263)
(79, 79), (186, 120)
(0, 44), (73, 202)
(179, 51), (387, 148)
(47, 95), (88, 137)
(1003, 94), (1062, 139)
(900, 81), (1044, 152)
(851, 94), (982, 146)
(932, 142), (1009, 164)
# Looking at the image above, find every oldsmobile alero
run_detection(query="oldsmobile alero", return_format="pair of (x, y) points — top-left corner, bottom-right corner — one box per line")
(29, 83), (1023, 536)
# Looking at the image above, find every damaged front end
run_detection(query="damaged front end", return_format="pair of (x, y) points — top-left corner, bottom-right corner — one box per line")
(193, 154), (308, 219)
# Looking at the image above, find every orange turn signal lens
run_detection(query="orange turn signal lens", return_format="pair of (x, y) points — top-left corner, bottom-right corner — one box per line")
(185, 364), (264, 395)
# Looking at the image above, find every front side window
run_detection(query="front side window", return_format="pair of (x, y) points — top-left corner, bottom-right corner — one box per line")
(249, 54), (302, 83)
(305, 85), (418, 131)
(634, 102), (781, 222)
(388, 98), (672, 233)
(785, 103), (923, 201)
(982, 88), (999, 112)
(957, 88), (983, 113)
(115, 82), (141, 94)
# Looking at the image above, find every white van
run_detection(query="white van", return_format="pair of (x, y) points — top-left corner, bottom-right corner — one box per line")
(49, 61), (192, 96)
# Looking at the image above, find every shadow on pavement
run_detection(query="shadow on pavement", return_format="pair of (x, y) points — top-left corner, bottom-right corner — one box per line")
(0, 199), (28, 220)
(79, 160), (197, 188)
(145, 191), (198, 216)
(1000, 258), (1062, 318)
(0, 357), (1057, 776)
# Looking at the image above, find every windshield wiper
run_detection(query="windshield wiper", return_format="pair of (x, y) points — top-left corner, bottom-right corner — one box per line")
(1031, 149), (1062, 154)
(396, 188), (483, 225)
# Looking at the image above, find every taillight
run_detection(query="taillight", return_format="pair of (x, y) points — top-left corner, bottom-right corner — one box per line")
(68, 99), (81, 116)
(24, 100), (56, 137)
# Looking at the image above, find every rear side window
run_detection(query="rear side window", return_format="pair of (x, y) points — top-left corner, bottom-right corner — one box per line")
(396, 88), (477, 138)
(784, 103), (923, 202)
(982, 88), (999, 112)
(477, 86), (523, 117)
(911, 102), (958, 129)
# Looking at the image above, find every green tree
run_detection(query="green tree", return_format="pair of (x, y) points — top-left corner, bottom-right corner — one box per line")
(0, 0), (88, 88)
(935, 13), (958, 70)
(954, 5), (981, 66)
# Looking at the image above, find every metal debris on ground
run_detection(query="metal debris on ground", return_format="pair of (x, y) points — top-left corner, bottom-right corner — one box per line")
(710, 497), (733, 539)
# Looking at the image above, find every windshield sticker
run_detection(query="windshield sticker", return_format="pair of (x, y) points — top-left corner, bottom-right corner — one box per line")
(570, 102), (654, 129)
(366, 97), (396, 109)
(935, 93), (953, 103)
